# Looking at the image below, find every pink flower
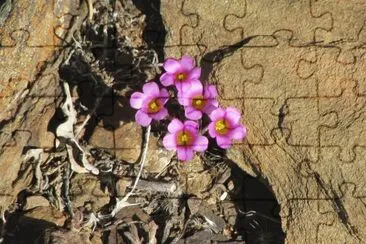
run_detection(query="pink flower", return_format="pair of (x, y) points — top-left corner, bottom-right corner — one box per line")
(130, 82), (169, 127)
(163, 119), (208, 161)
(208, 107), (247, 149)
(160, 55), (201, 93)
(179, 82), (219, 120)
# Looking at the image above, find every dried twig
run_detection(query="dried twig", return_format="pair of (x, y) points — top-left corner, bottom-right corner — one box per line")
(61, 161), (73, 217)
(87, 0), (94, 22)
(109, 125), (151, 217)
(57, 81), (99, 175)
(239, 210), (281, 224)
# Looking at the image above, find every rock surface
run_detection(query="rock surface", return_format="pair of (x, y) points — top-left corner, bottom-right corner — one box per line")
(1, 0), (366, 243)
(161, 1), (366, 243)
(0, 0), (84, 213)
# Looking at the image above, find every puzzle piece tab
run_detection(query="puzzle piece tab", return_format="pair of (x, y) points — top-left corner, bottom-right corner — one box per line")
(180, 0), (245, 50)
(225, 0), (331, 45)
(212, 49), (262, 99)
(284, 97), (337, 148)
(242, 31), (318, 114)
(297, 47), (355, 97)
(282, 199), (335, 244)
(311, 0), (366, 44)
(319, 82), (366, 161)
(316, 182), (366, 243)
(312, 147), (366, 201)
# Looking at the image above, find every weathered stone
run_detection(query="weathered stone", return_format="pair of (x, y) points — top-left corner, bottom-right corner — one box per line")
(38, 228), (93, 244)
(92, 118), (175, 173)
(23, 206), (66, 227)
(161, 1), (366, 243)
(69, 174), (110, 211)
(0, 0), (86, 213)
(186, 170), (213, 198)
(25, 196), (50, 210)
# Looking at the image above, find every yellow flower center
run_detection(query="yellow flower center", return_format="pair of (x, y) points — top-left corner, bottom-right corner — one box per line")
(176, 72), (186, 82)
(215, 119), (229, 135)
(147, 99), (161, 113)
(176, 130), (193, 146)
(192, 95), (206, 110)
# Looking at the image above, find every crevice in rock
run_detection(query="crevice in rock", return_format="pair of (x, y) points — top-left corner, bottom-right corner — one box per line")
(313, 172), (360, 240)
(227, 161), (285, 243)
(278, 103), (288, 132)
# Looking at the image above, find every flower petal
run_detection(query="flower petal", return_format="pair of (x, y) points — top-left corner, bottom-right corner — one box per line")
(187, 67), (201, 80)
(140, 96), (153, 113)
(130, 92), (145, 109)
(163, 58), (181, 73)
(192, 135), (208, 152)
(202, 103), (218, 116)
(150, 107), (168, 120)
(159, 88), (170, 104)
(163, 133), (177, 151)
(209, 107), (225, 121)
(175, 81), (190, 94)
(180, 55), (195, 71)
(143, 82), (160, 97)
(187, 81), (203, 98)
(177, 90), (189, 105)
(208, 122), (217, 138)
(204, 84), (218, 99)
(177, 147), (194, 161)
(185, 106), (202, 120)
(216, 136), (232, 149)
(228, 125), (247, 140)
(168, 119), (184, 133)
(135, 110), (152, 127)
(183, 120), (199, 133)
(178, 79), (201, 94)
(160, 73), (175, 87)
(225, 107), (241, 126)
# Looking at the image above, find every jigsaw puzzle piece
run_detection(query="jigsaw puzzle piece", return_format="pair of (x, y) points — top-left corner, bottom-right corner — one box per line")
(160, 0), (189, 46)
(1, 0), (79, 48)
(284, 97), (337, 147)
(311, 0), (366, 45)
(242, 31), (318, 115)
(297, 47), (356, 97)
(241, 129), (320, 200)
(180, 0), (245, 50)
(311, 147), (366, 198)
(281, 199), (335, 244)
(225, 0), (331, 45)
(319, 82), (366, 161)
(212, 49), (262, 99)
(337, 183), (366, 241)
(328, 23), (366, 65)
(0, 72), (58, 149)
(0, 0), (76, 111)
(242, 98), (277, 146)
(316, 182), (366, 243)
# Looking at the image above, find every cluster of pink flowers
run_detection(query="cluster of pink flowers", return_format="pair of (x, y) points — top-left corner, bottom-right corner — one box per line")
(130, 55), (247, 161)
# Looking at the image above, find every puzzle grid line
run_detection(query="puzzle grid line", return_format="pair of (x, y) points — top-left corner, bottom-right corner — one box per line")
(2, 0), (366, 242)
